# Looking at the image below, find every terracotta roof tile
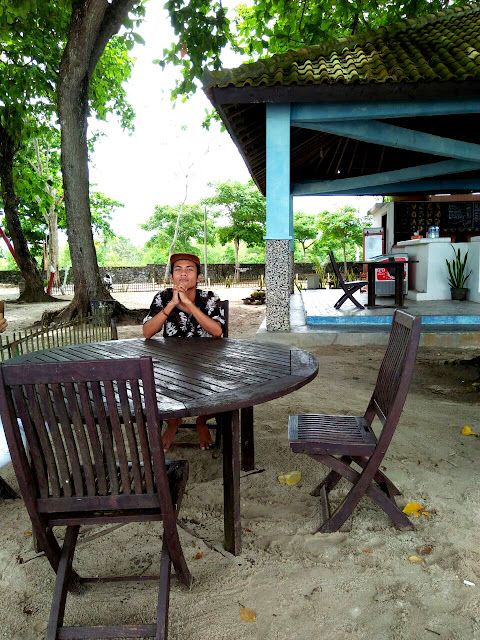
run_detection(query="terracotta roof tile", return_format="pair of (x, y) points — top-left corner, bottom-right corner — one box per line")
(203, 3), (480, 89)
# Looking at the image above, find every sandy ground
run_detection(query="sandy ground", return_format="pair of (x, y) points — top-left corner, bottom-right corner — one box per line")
(0, 286), (479, 640)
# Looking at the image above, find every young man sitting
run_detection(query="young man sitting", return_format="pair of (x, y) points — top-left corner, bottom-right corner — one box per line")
(143, 253), (224, 452)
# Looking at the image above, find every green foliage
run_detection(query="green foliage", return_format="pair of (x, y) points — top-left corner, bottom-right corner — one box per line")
(202, 180), (266, 248)
(158, 0), (231, 98)
(141, 202), (218, 262)
(294, 211), (319, 257)
(446, 247), (471, 289)
(316, 205), (369, 273)
(161, 0), (459, 100)
(95, 234), (143, 267)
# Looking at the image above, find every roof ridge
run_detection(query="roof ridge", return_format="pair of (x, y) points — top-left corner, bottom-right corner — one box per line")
(270, 2), (480, 63)
(202, 2), (480, 87)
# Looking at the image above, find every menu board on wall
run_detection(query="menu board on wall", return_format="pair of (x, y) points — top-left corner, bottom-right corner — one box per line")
(394, 200), (480, 244)
(447, 203), (473, 229)
(474, 203), (480, 227)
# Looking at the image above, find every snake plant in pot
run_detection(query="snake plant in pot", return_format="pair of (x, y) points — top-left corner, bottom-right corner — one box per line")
(446, 247), (471, 301)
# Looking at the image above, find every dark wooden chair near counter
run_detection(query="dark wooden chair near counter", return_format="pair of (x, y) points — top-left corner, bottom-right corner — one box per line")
(329, 251), (365, 310)
(288, 310), (421, 532)
(0, 356), (192, 640)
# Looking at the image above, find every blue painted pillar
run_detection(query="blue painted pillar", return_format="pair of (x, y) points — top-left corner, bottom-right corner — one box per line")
(265, 104), (292, 331)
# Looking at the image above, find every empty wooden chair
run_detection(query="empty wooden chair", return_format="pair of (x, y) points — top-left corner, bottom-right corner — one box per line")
(288, 310), (421, 532)
(0, 356), (192, 640)
(329, 250), (365, 310)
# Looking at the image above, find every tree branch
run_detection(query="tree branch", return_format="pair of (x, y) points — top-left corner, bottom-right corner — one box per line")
(88, 0), (140, 79)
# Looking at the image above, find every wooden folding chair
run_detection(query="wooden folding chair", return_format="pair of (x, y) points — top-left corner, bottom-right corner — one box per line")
(288, 310), (421, 532)
(0, 356), (192, 640)
(329, 251), (365, 310)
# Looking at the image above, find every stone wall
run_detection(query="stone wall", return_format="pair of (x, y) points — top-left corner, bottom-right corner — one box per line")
(0, 261), (363, 285)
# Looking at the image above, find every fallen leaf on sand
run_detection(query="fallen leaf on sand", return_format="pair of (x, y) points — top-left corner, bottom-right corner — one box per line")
(24, 531), (32, 536)
(278, 470), (301, 485)
(239, 607), (256, 622)
(417, 544), (434, 556)
(192, 552), (203, 560)
(363, 549), (373, 554)
(462, 425), (476, 436)
(402, 502), (430, 518)
(408, 555), (423, 564)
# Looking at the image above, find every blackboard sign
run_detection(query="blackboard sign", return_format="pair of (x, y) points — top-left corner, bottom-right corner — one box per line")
(474, 203), (480, 227)
(447, 203), (473, 228)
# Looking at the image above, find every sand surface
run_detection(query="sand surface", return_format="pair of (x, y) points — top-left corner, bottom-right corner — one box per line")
(0, 287), (479, 640)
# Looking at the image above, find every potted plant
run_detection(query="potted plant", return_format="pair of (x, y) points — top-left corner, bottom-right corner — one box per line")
(446, 247), (472, 301)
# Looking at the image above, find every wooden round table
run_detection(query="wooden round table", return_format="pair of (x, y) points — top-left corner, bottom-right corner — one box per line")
(8, 337), (318, 554)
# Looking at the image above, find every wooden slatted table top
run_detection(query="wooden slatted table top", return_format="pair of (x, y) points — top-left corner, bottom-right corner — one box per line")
(6, 338), (318, 419)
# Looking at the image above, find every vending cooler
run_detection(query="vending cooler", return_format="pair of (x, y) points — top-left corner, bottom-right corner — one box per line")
(372, 254), (408, 296)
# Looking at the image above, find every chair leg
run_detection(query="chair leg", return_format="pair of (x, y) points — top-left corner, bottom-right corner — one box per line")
(47, 525), (80, 640)
(311, 456), (352, 496)
(222, 409), (241, 555)
(156, 538), (172, 640)
(351, 456), (401, 496)
(311, 454), (413, 532)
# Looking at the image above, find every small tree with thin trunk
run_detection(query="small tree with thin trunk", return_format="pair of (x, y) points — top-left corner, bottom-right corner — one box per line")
(317, 205), (366, 276)
(202, 180), (265, 282)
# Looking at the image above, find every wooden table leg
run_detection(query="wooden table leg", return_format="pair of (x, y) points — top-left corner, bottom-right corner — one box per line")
(367, 264), (376, 307)
(222, 409), (241, 555)
(241, 406), (254, 472)
(394, 262), (404, 307)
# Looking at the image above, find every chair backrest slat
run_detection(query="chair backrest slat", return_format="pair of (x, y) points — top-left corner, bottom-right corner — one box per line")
(76, 381), (108, 495)
(130, 378), (154, 493)
(51, 383), (84, 496)
(104, 379), (131, 495)
(24, 383), (62, 497)
(37, 385), (72, 497)
(11, 385), (49, 497)
(329, 251), (345, 286)
(63, 382), (97, 496)
(118, 380), (144, 494)
(89, 380), (119, 494)
(369, 310), (421, 426)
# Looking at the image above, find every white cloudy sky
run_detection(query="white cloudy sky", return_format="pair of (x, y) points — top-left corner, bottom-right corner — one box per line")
(88, 2), (378, 245)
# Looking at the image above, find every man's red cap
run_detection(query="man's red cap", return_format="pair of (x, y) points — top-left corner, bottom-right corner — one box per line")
(170, 253), (200, 266)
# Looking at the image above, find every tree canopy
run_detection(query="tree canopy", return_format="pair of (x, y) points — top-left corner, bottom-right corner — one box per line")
(317, 205), (368, 274)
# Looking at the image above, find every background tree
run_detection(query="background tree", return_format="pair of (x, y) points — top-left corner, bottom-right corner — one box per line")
(141, 203), (217, 277)
(317, 205), (367, 275)
(202, 180), (265, 281)
(294, 211), (320, 258)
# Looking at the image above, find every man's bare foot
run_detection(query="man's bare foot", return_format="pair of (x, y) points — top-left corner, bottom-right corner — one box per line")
(162, 418), (182, 452)
(196, 418), (213, 451)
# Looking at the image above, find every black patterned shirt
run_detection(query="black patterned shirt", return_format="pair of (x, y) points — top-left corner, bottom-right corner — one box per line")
(143, 289), (225, 338)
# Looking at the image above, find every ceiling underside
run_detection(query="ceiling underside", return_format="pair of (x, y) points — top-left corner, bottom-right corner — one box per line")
(219, 103), (480, 196)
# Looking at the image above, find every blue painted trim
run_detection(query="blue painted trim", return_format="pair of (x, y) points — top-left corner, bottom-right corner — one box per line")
(293, 178), (480, 196)
(306, 314), (480, 326)
(294, 120), (480, 161)
(291, 100), (480, 122)
(291, 159), (480, 196)
(266, 104), (291, 240)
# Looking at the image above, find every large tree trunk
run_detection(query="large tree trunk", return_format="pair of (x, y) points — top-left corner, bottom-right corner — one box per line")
(57, 0), (139, 319)
(0, 123), (53, 302)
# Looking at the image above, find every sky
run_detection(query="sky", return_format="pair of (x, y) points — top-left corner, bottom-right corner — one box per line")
(88, 2), (379, 246)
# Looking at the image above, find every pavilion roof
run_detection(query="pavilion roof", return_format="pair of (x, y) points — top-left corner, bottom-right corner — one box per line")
(203, 3), (480, 90)
(202, 4), (480, 196)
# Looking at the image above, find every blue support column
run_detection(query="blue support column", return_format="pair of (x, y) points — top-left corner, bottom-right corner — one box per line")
(265, 104), (292, 331)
